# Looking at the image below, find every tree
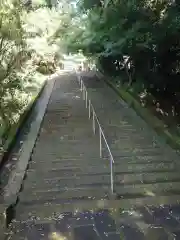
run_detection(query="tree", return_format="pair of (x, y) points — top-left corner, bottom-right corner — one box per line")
(64, 0), (180, 93)
(0, 0), (30, 142)
(0, 0), (68, 146)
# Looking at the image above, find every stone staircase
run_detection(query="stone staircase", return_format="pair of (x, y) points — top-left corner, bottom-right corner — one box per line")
(81, 71), (180, 203)
(8, 73), (113, 239)
(4, 72), (180, 239)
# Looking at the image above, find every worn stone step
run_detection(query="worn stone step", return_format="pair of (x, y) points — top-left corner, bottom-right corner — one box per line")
(114, 162), (177, 173)
(19, 187), (110, 206)
(28, 157), (107, 165)
(25, 162), (177, 177)
(37, 133), (95, 141)
(29, 154), (174, 165)
(111, 144), (161, 151)
(14, 195), (180, 222)
(22, 181), (111, 193)
(38, 125), (95, 132)
(42, 117), (91, 123)
(32, 151), (101, 159)
(23, 176), (180, 198)
(14, 201), (99, 221)
(34, 140), (100, 148)
(30, 156), (107, 162)
(37, 122), (94, 130)
(112, 151), (168, 158)
(112, 148), (165, 156)
(28, 160), (177, 175)
(24, 173), (111, 184)
(22, 174), (110, 190)
(115, 171), (180, 185)
(25, 170), (111, 181)
(114, 181), (180, 198)
(35, 142), (100, 150)
(114, 155), (176, 163)
(24, 170), (180, 186)
(31, 152), (105, 159)
(21, 180), (180, 201)
(30, 156), (107, 165)
(28, 161), (108, 170)
(35, 138), (99, 143)
(40, 120), (93, 126)
(110, 139), (161, 148)
(33, 147), (100, 156)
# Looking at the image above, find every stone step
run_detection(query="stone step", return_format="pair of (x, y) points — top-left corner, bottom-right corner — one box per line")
(114, 181), (180, 198)
(35, 138), (99, 143)
(36, 128), (95, 137)
(29, 154), (174, 164)
(111, 148), (166, 156)
(22, 181), (111, 193)
(110, 141), (161, 149)
(35, 136), (99, 144)
(24, 169), (178, 185)
(112, 150), (168, 158)
(19, 187), (110, 206)
(31, 152), (103, 161)
(27, 160), (177, 176)
(14, 201), (102, 222)
(20, 180), (180, 201)
(14, 196), (180, 222)
(114, 162), (177, 173)
(30, 155), (107, 162)
(33, 147), (100, 155)
(24, 170), (180, 186)
(22, 174), (110, 190)
(27, 161), (177, 174)
(40, 119), (93, 126)
(114, 155), (177, 163)
(28, 160), (108, 169)
(34, 141), (100, 149)
(115, 171), (180, 185)
(31, 152), (102, 161)
(22, 173), (180, 196)
(25, 170), (110, 179)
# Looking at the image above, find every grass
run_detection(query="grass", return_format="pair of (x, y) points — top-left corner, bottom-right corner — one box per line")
(103, 76), (180, 151)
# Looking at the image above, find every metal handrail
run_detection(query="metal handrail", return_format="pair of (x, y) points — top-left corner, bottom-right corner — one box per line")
(77, 74), (114, 194)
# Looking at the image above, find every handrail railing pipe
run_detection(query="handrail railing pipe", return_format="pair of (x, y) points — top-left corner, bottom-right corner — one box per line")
(85, 91), (88, 108)
(77, 72), (114, 194)
(88, 100), (91, 119)
(99, 127), (102, 158)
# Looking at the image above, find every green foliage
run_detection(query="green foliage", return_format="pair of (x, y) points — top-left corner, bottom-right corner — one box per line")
(65, 0), (180, 93)
(59, 0), (180, 138)
(0, 1), (68, 147)
(0, 0), (29, 135)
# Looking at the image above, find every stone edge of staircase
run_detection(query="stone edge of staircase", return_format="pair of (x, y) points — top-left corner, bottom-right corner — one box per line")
(0, 77), (56, 239)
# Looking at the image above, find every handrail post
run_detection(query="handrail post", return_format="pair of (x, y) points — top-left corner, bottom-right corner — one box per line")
(110, 157), (114, 193)
(85, 91), (88, 108)
(80, 79), (83, 91)
(89, 100), (91, 119)
(92, 111), (95, 134)
(83, 86), (85, 100)
(99, 127), (102, 158)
